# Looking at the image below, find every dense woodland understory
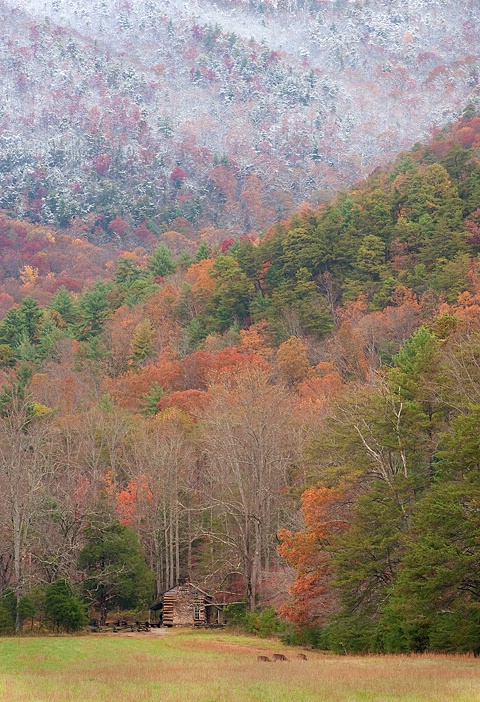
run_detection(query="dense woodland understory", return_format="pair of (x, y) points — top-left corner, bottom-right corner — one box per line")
(0, 114), (480, 652)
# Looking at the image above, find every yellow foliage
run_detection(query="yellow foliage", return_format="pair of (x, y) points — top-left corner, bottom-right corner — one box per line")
(155, 406), (194, 431)
(31, 401), (52, 417)
(276, 336), (312, 384)
(20, 265), (39, 285)
(104, 468), (114, 495)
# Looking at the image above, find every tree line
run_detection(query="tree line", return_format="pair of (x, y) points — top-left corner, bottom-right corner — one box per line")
(0, 359), (307, 632)
(279, 322), (480, 653)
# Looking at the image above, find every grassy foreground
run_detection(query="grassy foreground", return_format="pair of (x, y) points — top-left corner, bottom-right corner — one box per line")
(0, 630), (479, 702)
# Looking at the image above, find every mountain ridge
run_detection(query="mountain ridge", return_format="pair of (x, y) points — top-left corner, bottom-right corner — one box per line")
(1, 0), (478, 237)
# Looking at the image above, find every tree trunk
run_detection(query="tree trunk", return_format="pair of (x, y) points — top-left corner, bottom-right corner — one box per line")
(169, 509), (174, 588)
(163, 510), (170, 589)
(175, 508), (180, 583)
(99, 591), (107, 626)
(13, 500), (22, 633)
(187, 512), (192, 580)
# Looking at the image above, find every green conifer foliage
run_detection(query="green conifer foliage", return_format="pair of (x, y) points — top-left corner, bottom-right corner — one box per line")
(148, 243), (176, 277)
(0, 308), (29, 349)
(49, 287), (79, 326)
(382, 409), (480, 653)
(19, 297), (42, 342)
(78, 502), (154, 626)
(194, 239), (210, 262)
(45, 579), (86, 633)
(76, 281), (112, 340)
(211, 254), (255, 330)
(141, 382), (164, 415)
(354, 234), (387, 280)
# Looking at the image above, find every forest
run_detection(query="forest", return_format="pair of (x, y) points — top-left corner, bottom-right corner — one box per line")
(0, 0), (478, 236)
(0, 111), (479, 651)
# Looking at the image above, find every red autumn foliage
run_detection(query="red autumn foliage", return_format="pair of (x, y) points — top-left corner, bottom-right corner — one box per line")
(170, 166), (188, 184)
(108, 216), (129, 239)
(0, 292), (15, 319)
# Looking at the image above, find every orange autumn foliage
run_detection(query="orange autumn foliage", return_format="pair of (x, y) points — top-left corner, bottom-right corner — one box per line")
(239, 321), (273, 358)
(185, 258), (216, 315)
(338, 294), (369, 323)
(296, 372), (343, 407)
(276, 336), (312, 385)
(278, 485), (348, 627)
(180, 346), (266, 388)
(157, 389), (210, 417)
(105, 304), (145, 376)
(326, 287), (422, 379)
(104, 352), (183, 409)
(438, 292), (480, 327)
(438, 263), (480, 328)
(176, 347), (265, 390)
(116, 477), (153, 526)
(143, 284), (182, 346)
(30, 367), (87, 414)
(161, 230), (196, 255)
(208, 348), (269, 383)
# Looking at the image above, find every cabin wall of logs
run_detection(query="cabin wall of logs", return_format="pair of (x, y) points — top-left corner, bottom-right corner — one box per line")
(163, 583), (206, 627)
(153, 582), (224, 627)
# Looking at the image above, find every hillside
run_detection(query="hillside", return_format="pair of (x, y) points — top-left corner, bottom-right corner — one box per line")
(0, 0), (479, 239)
(2, 111), (480, 352)
(1, 117), (480, 650)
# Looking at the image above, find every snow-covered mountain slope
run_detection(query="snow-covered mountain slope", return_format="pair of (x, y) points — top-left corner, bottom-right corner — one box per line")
(1, 0), (479, 236)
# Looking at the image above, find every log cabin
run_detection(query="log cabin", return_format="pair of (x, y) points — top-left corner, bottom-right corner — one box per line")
(150, 581), (225, 627)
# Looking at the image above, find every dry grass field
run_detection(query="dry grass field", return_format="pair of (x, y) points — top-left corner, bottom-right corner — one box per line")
(0, 629), (479, 702)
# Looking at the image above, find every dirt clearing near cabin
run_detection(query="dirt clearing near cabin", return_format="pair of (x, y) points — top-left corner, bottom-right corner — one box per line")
(0, 630), (479, 702)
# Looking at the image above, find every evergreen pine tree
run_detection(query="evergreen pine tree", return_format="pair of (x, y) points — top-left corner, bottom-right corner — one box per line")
(141, 382), (164, 415)
(76, 282), (112, 340)
(194, 240), (210, 262)
(20, 297), (42, 343)
(45, 580), (86, 633)
(78, 501), (154, 625)
(0, 307), (27, 349)
(49, 287), (79, 326)
(148, 243), (175, 277)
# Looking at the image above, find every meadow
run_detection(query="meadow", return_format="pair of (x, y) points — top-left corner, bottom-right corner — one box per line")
(0, 630), (479, 702)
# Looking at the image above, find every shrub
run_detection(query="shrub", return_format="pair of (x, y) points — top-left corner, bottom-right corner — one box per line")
(0, 590), (16, 633)
(17, 595), (36, 628)
(45, 579), (86, 632)
(224, 601), (249, 628)
(224, 603), (285, 638)
(0, 603), (14, 633)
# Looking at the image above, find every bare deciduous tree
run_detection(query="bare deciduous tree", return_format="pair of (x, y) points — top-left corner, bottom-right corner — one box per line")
(125, 411), (197, 596)
(201, 364), (302, 611)
(0, 370), (56, 630)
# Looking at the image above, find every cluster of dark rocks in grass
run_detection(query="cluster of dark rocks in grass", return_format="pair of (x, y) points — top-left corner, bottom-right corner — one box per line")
(89, 619), (160, 633)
